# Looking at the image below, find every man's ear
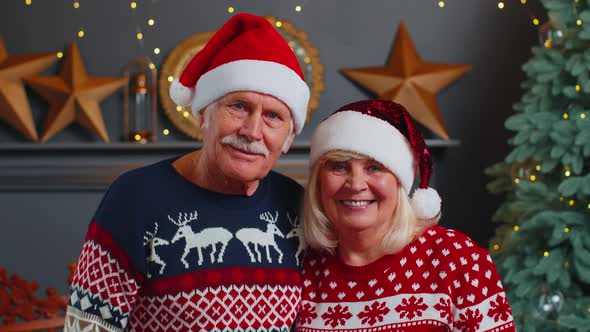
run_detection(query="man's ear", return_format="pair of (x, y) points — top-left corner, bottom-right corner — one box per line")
(197, 110), (206, 128)
(281, 131), (296, 154)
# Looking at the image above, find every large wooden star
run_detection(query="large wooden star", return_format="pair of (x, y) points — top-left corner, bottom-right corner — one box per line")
(25, 41), (127, 143)
(341, 22), (472, 140)
(0, 36), (57, 141)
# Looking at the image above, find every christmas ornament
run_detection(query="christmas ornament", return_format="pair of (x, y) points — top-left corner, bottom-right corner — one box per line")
(0, 36), (57, 141)
(532, 286), (564, 320)
(510, 160), (540, 183)
(538, 21), (565, 48)
(340, 22), (472, 140)
(25, 41), (127, 143)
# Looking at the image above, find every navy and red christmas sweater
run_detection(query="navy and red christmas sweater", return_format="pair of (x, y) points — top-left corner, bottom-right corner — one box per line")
(64, 157), (304, 332)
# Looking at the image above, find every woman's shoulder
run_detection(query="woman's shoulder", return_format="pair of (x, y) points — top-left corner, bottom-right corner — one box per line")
(417, 224), (489, 256)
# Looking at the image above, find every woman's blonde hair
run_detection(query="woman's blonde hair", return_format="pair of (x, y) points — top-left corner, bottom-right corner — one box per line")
(302, 150), (427, 255)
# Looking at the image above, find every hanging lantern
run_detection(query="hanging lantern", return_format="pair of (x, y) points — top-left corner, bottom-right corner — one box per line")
(124, 57), (157, 143)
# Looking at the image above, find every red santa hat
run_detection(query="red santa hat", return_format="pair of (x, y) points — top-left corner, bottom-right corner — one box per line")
(310, 100), (442, 221)
(169, 13), (310, 134)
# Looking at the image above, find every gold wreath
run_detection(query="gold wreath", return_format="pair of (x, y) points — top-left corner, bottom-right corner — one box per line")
(158, 16), (324, 140)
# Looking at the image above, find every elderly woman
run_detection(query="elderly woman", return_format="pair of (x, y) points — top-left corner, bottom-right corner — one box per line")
(296, 100), (514, 331)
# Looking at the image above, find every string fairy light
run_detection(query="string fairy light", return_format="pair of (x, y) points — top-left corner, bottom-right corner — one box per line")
(438, 1), (445, 8)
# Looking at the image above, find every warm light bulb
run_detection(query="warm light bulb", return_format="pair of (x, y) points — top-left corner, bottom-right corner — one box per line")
(134, 134), (141, 141)
(57, 52), (63, 58)
(544, 251), (549, 257)
(498, 2), (505, 9)
(535, 165), (541, 171)
(149, 63), (155, 70)
(136, 32), (143, 40)
(564, 261), (570, 267)
(563, 113), (569, 119)
(577, 19), (583, 26)
(514, 178), (520, 184)
(163, 129), (170, 135)
(564, 227), (570, 233)
(493, 244), (500, 251)
(559, 197), (564, 202)
(275, 21), (282, 28)
(168, 76), (174, 82)
(295, 5), (302, 12)
(183, 111), (190, 118)
(228, 6), (234, 13)
(73, 1), (79, 9)
(533, 18), (540, 26)
(530, 175), (536, 181)
(438, 1), (445, 8)
(148, 18), (155, 26)
(587, 203), (590, 209)
(569, 200), (575, 206)
(520, 0), (526, 3)
(576, 84), (581, 91)
(304, 57), (311, 63)
(565, 170), (571, 176)
(25, 0), (31, 5)
(513, 225), (520, 232)
(130, 1), (137, 9)
(176, 106), (182, 112)
(544, 40), (552, 48)
(153, 48), (160, 54)
(581, 113), (586, 119)
(78, 30), (85, 38)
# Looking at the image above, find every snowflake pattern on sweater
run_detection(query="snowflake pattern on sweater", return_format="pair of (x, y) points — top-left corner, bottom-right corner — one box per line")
(65, 158), (304, 332)
(296, 225), (515, 332)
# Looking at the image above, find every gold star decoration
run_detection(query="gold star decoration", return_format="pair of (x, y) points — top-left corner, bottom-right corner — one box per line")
(0, 36), (57, 141)
(341, 22), (472, 140)
(25, 40), (127, 143)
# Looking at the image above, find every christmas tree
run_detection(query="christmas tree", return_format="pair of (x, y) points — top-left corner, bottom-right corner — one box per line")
(486, 1), (590, 330)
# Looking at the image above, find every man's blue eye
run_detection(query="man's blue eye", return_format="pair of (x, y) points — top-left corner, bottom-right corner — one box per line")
(333, 163), (347, 170)
(267, 112), (278, 119)
(233, 103), (245, 110)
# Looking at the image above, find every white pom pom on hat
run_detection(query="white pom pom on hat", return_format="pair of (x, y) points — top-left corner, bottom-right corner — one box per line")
(309, 100), (441, 222)
(170, 79), (194, 107)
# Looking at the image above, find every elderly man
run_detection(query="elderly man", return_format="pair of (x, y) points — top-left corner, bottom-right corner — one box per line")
(64, 13), (309, 332)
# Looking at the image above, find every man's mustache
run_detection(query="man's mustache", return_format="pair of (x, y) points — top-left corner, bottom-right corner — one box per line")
(221, 134), (270, 158)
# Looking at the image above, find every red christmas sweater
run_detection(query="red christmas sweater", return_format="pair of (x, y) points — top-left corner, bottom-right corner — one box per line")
(296, 225), (515, 332)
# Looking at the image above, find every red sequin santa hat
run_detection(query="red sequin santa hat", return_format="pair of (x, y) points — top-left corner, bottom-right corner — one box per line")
(310, 100), (442, 221)
(169, 13), (310, 134)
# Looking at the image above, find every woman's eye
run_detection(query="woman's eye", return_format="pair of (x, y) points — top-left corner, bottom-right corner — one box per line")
(368, 164), (381, 172)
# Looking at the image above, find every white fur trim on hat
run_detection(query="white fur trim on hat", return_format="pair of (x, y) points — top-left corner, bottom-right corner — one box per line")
(310, 110), (416, 193)
(190, 59), (310, 134)
(411, 187), (441, 221)
(169, 79), (195, 107)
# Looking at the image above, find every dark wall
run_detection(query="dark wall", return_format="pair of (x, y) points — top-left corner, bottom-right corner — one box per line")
(0, 1), (542, 293)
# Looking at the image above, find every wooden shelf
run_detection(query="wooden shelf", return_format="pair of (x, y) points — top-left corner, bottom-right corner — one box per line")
(0, 139), (459, 152)
(0, 139), (459, 191)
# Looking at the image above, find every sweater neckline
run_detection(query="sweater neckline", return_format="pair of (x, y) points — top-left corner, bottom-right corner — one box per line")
(321, 227), (433, 282)
(163, 156), (271, 211)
